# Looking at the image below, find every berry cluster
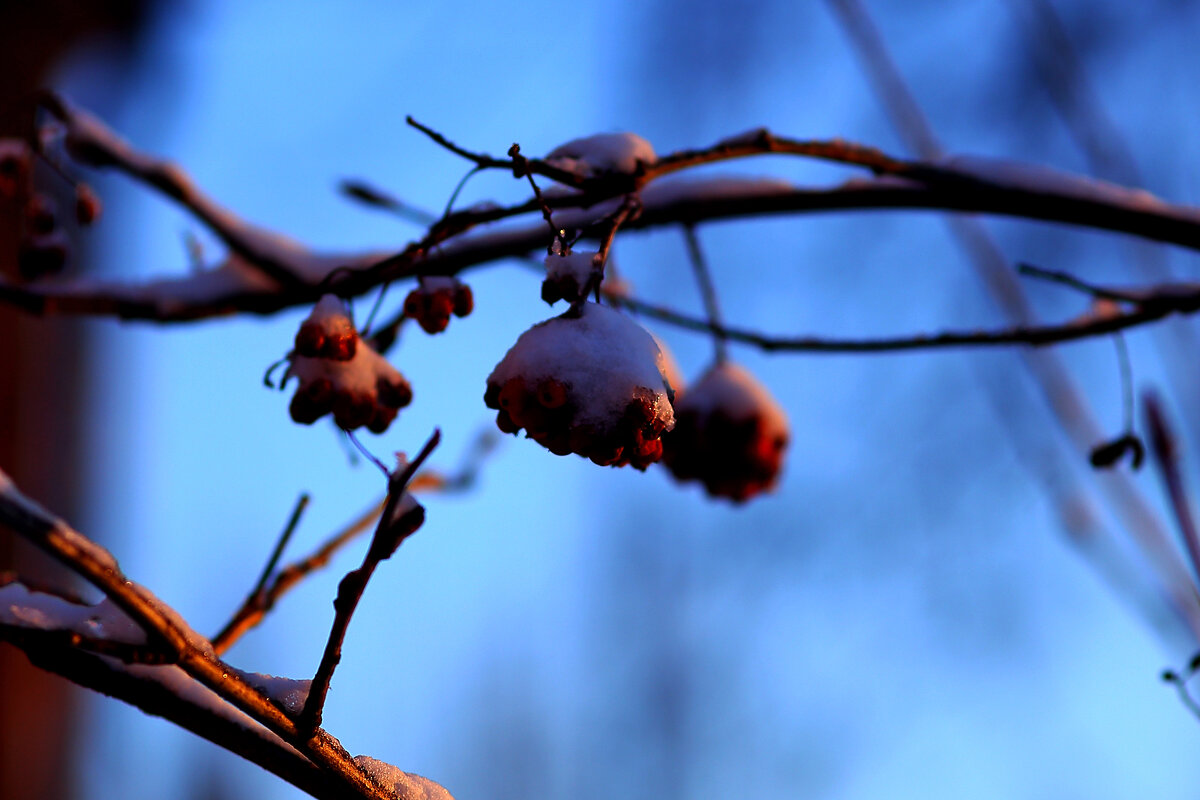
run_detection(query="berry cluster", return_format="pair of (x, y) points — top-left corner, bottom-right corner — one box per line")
(662, 362), (789, 502)
(485, 302), (676, 469)
(286, 295), (412, 433)
(1, 138), (101, 281)
(403, 277), (474, 334)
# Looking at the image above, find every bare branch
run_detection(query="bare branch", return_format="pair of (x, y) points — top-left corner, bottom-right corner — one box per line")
(212, 500), (382, 657)
(1145, 394), (1200, 588)
(0, 468), (429, 800)
(826, 0), (1200, 639)
(298, 430), (441, 736)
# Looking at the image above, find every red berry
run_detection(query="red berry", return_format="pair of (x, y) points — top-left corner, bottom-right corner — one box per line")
(320, 330), (357, 361)
(75, 184), (101, 225)
(294, 321), (326, 357)
(332, 390), (375, 430)
(453, 284), (474, 317)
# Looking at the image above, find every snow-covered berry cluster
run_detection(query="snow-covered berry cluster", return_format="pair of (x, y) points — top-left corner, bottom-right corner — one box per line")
(403, 277), (474, 334)
(484, 302), (676, 469)
(662, 362), (789, 502)
(541, 250), (599, 305)
(286, 295), (412, 433)
(1, 138), (100, 281)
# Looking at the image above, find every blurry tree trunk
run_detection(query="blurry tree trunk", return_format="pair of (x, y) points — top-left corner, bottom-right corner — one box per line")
(0, 4), (151, 798)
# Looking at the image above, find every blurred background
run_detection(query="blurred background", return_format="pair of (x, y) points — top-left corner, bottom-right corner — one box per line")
(3, 0), (1200, 798)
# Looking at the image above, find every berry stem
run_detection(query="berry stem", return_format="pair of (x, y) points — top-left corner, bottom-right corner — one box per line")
(683, 225), (728, 364)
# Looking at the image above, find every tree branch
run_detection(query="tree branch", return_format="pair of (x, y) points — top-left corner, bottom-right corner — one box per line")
(0, 468), (441, 800)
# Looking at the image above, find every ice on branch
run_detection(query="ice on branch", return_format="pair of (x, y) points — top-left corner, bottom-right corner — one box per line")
(663, 362), (789, 502)
(352, 755), (454, 800)
(545, 132), (656, 177)
(484, 302), (675, 469)
(286, 294), (413, 433)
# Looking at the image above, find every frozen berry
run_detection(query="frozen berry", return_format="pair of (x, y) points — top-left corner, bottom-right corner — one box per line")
(484, 302), (675, 469)
(294, 321), (326, 357)
(75, 183), (101, 225)
(662, 362), (789, 503)
(404, 276), (473, 334)
(453, 284), (474, 317)
(283, 294), (412, 433)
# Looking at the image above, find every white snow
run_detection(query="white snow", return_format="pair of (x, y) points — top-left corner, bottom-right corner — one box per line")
(487, 302), (675, 432)
(418, 276), (458, 292)
(353, 755), (454, 800)
(289, 336), (403, 397)
(231, 668), (312, 715)
(386, 453), (423, 529)
(306, 293), (356, 331)
(640, 175), (796, 206)
(676, 362), (788, 437)
(545, 132), (656, 177)
(544, 250), (598, 294)
(939, 154), (1169, 211)
(0, 581), (298, 753)
(0, 582), (146, 645)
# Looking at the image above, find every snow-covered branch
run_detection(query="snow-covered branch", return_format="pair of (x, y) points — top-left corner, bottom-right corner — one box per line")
(4, 98), (1200, 350)
(0, 468), (452, 800)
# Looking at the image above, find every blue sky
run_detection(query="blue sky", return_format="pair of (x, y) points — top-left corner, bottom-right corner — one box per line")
(44, 1), (1200, 798)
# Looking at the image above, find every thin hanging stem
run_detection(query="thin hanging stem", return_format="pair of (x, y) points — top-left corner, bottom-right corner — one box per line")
(1115, 333), (1134, 432)
(683, 225), (728, 363)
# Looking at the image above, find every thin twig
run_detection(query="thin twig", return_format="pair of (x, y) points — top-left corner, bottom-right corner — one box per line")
(212, 501), (383, 656)
(614, 285), (1191, 352)
(298, 430), (441, 735)
(251, 494), (310, 599)
(37, 94), (307, 288)
(339, 179), (439, 227)
(1018, 262), (1146, 303)
(212, 429), (500, 655)
(682, 226), (727, 363)
(826, 0), (1200, 639)
(1145, 394), (1200, 587)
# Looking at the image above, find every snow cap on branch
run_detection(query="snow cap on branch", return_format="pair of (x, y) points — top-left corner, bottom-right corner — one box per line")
(545, 132), (656, 177)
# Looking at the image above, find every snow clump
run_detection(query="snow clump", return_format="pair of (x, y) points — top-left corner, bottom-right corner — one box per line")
(541, 250), (599, 304)
(545, 132), (656, 177)
(485, 302), (676, 469)
(353, 755), (455, 800)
